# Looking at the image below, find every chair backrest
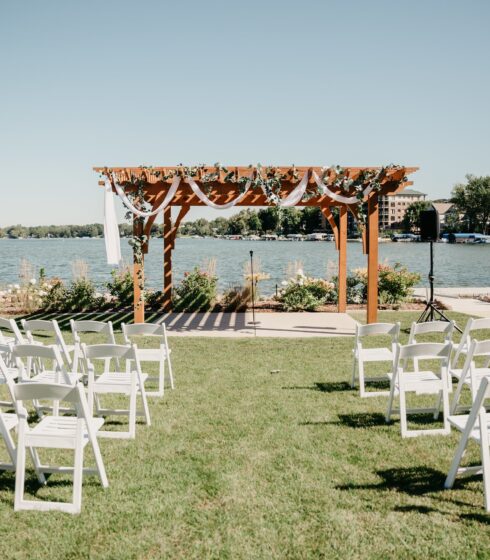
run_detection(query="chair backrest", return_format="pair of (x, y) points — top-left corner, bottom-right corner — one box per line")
(0, 353), (16, 393)
(356, 322), (400, 345)
(408, 320), (454, 344)
(11, 343), (67, 382)
(82, 343), (136, 361)
(70, 320), (116, 344)
(0, 342), (14, 365)
(13, 382), (91, 422)
(453, 317), (490, 364)
(0, 317), (24, 344)
(396, 342), (452, 363)
(22, 319), (72, 366)
(121, 322), (168, 346)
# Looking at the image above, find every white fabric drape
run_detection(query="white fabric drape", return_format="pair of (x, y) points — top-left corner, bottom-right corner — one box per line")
(185, 176), (253, 209)
(103, 179), (122, 266)
(312, 171), (374, 204)
(274, 170), (309, 207)
(113, 174), (181, 218)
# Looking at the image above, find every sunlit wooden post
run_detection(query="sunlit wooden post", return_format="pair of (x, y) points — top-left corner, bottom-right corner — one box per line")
(133, 217), (145, 323)
(163, 206), (172, 312)
(338, 206), (348, 313)
(367, 193), (379, 323)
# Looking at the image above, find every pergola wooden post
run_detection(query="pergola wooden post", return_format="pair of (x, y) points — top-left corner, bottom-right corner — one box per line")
(133, 217), (145, 323)
(98, 165), (417, 325)
(367, 193), (379, 324)
(163, 206), (172, 313)
(338, 206), (348, 313)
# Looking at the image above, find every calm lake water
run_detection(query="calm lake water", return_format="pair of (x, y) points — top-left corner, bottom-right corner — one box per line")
(0, 238), (489, 294)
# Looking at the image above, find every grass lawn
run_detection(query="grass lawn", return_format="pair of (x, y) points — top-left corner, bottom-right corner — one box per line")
(1, 310), (489, 559)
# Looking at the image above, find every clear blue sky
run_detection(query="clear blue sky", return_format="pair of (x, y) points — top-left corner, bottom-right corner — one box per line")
(1, 0), (489, 226)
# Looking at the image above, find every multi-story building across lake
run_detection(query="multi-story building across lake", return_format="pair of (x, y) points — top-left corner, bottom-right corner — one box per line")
(379, 188), (427, 229)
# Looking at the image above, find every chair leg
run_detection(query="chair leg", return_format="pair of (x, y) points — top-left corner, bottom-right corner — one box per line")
(159, 360), (165, 397)
(386, 378), (397, 423)
(481, 436), (490, 512)
(399, 387), (408, 438)
(450, 376), (466, 415)
(350, 357), (357, 388)
(28, 447), (46, 485)
(358, 360), (366, 397)
(139, 386), (151, 427)
(167, 355), (174, 390)
(445, 431), (471, 489)
(14, 442), (26, 511)
(441, 384), (451, 435)
(129, 387), (137, 439)
(72, 442), (84, 514)
(90, 437), (109, 488)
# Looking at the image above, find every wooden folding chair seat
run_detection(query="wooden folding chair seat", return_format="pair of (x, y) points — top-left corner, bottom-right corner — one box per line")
(386, 342), (452, 437)
(13, 382), (108, 514)
(351, 322), (400, 397)
(122, 322), (173, 397)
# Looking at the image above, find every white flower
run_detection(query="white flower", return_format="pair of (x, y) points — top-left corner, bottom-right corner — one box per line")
(38, 290), (47, 296)
(297, 269), (304, 277)
(95, 292), (103, 298)
(13, 284), (20, 290)
(30, 278), (37, 285)
(281, 280), (288, 286)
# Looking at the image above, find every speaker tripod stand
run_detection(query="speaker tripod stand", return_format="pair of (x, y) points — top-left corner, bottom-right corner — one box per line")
(417, 240), (462, 332)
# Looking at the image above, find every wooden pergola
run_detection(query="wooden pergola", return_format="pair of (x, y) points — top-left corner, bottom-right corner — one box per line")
(95, 165), (418, 324)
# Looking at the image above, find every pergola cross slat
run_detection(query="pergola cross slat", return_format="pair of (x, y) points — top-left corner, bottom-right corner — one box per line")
(95, 165), (418, 324)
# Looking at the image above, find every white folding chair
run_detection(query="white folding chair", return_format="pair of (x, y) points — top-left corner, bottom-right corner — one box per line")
(450, 318), (490, 385)
(0, 317), (24, 344)
(82, 343), (151, 439)
(407, 320), (454, 371)
(13, 382), (108, 514)
(70, 320), (117, 375)
(351, 322), (400, 397)
(21, 319), (74, 368)
(450, 338), (490, 414)
(445, 372), (490, 511)
(0, 355), (45, 483)
(11, 344), (79, 416)
(0, 343), (19, 408)
(386, 342), (452, 438)
(121, 322), (173, 397)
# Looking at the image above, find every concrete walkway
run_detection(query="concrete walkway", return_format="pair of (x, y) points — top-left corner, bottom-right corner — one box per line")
(413, 287), (490, 318)
(156, 311), (357, 338)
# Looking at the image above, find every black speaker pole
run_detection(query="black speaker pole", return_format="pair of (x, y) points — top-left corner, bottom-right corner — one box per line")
(417, 238), (462, 332)
(248, 250), (258, 336)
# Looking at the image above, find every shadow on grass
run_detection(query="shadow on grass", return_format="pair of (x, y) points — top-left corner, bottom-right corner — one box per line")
(336, 412), (387, 428)
(337, 466), (447, 496)
(282, 382), (353, 393)
(17, 307), (166, 331)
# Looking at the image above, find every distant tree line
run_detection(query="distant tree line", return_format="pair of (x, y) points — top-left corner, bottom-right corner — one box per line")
(0, 208), (332, 239)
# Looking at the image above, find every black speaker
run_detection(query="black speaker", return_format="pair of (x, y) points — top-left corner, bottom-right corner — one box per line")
(419, 209), (440, 241)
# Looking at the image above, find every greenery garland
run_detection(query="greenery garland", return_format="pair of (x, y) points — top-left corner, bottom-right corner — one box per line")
(103, 163), (406, 272)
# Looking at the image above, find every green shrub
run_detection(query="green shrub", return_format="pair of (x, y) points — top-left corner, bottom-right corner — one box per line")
(333, 263), (420, 305)
(42, 279), (69, 311)
(65, 277), (98, 311)
(378, 263), (420, 303)
(278, 273), (335, 312)
(173, 267), (218, 312)
(106, 268), (133, 307)
(146, 290), (164, 309)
